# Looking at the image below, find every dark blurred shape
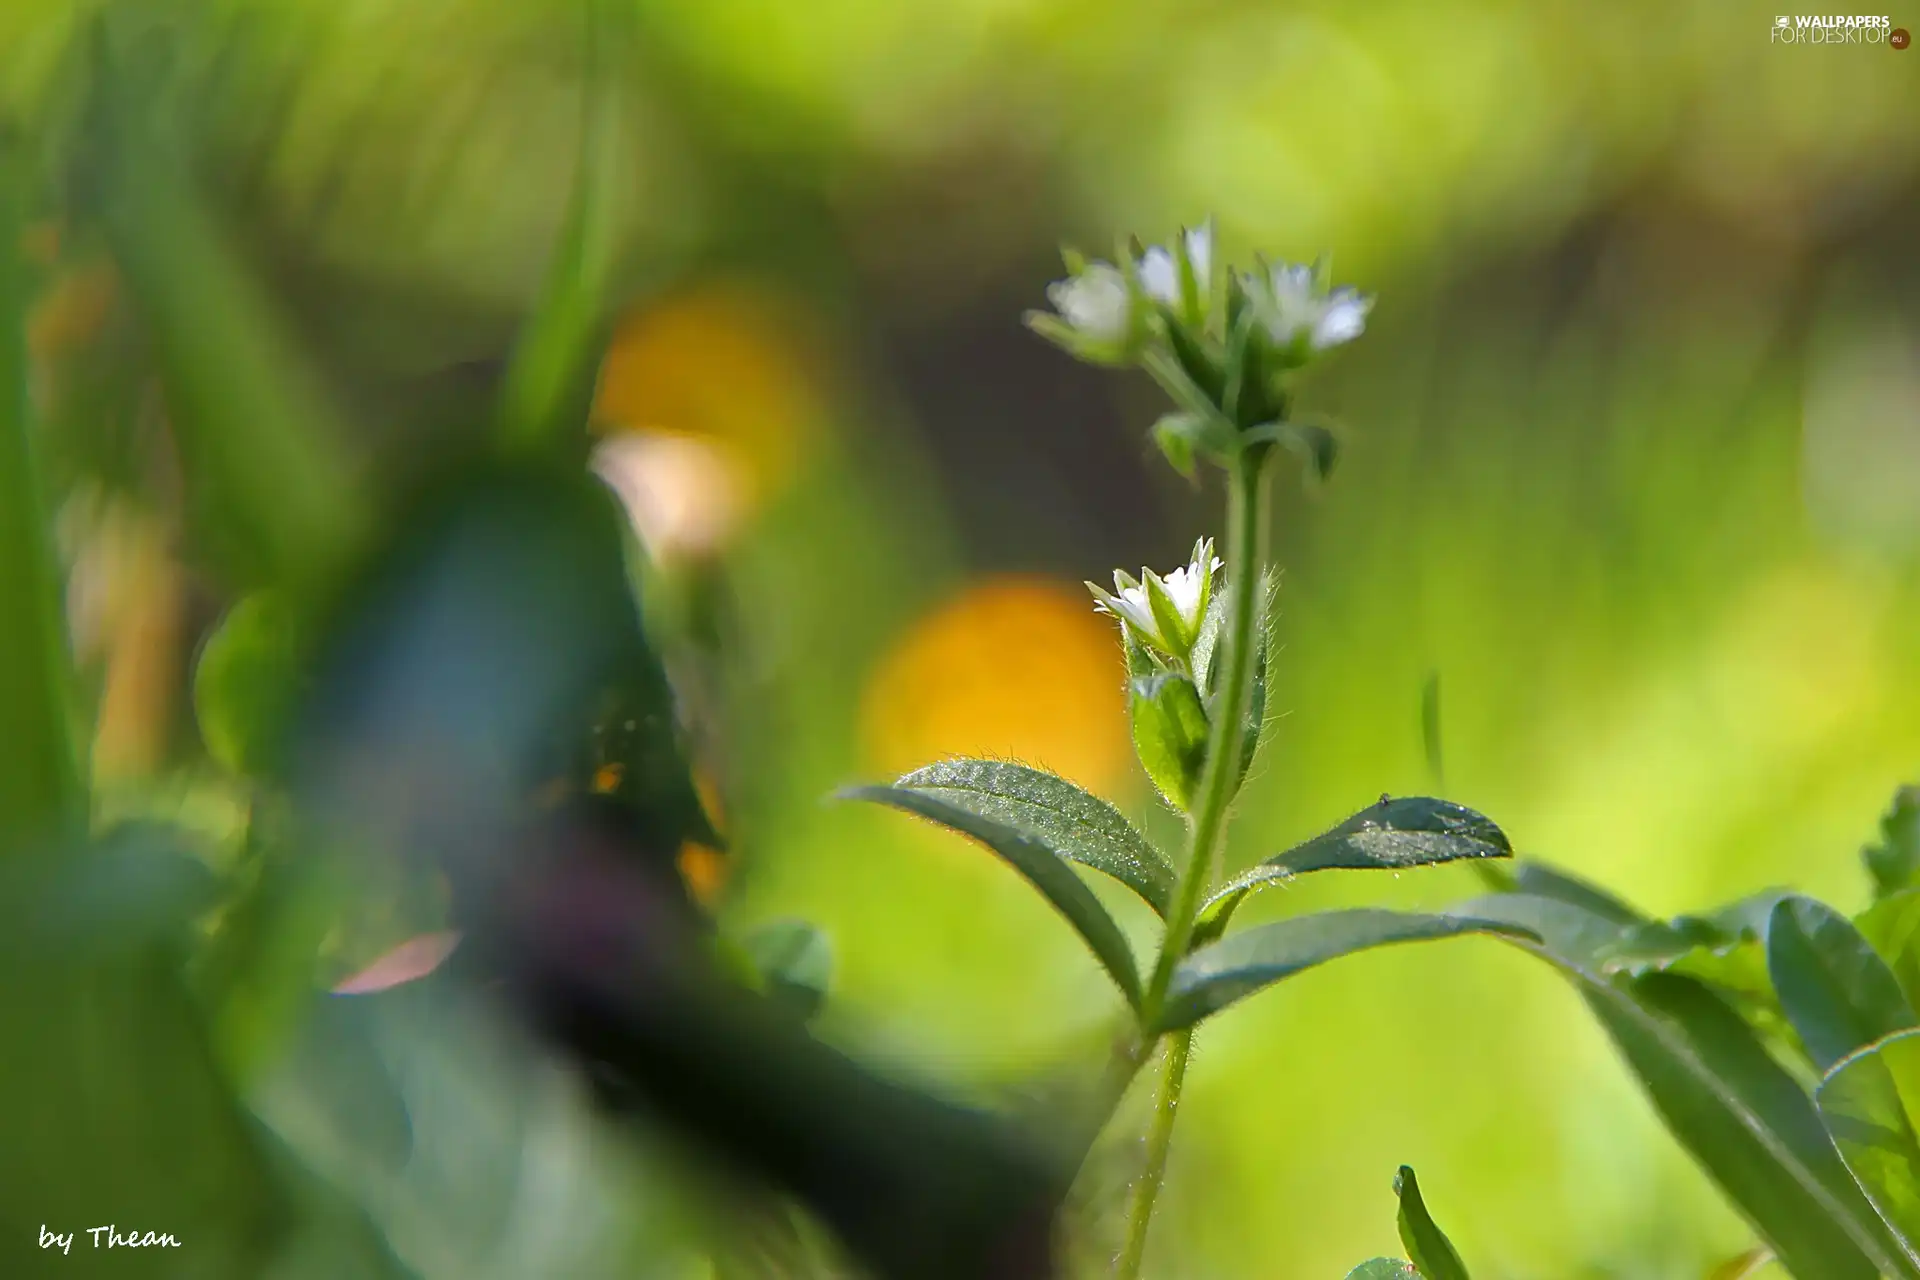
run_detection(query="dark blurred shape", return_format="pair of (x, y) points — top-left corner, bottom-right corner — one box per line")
(293, 464), (1064, 1279)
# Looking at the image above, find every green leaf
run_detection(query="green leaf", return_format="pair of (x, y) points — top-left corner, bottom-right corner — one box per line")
(1395, 1165), (1471, 1280)
(1598, 894), (1790, 1019)
(1816, 1027), (1920, 1252)
(1857, 889), (1920, 1014)
(91, 28), (364, 591)
(843, 783), (1143, 1010)
(195, 594), (306, 779)
(1345, 1262), (1418, 1279)
(0, 837), (290, 1273)
(1866, 787), (1920, 900)
(0, 147), (84, 855)
(1130, 668), (1210, 814)
(1197, 796), (1512, 941)
(1154, 908), (1535, 1033)
(1706, 1248), (1775, 1280)
(1767, 895), (1917, 1074)
(879, 759), (1173, 915)
(1452, 892), (1916, 1280)
(1510, 861), (1644, 925)
(742, 919), (834, 1022)
(496, 0), (628, 455)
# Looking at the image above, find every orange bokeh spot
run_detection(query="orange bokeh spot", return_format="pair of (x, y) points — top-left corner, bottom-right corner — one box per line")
(677, 842), (729, 907)
(592, 283), (820, 508)
(861, 577), (1133, 797)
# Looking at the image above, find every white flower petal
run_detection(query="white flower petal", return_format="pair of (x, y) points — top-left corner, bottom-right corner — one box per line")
(1183, 227), (1212, 286)
(1312, 290), (1372, 349)
(1047, 263), (1132, 342)
(1138, 248), (1179, 305)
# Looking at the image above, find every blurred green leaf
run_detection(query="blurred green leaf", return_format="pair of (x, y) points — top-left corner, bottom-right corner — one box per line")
(1706, 1248), (1775, 1280)
(843, 780), (1143, 1010)
(1394, 1165), (1470, 1280)
(1814, 1027), (1920, 1256)
(195, 593), (305, 778)
(1857, 889), (1920, 1014)
(0, 837), (291, 1274)
(1455, 892), (1916, 1280)
(195, 829), (343, 1084)
(1767, 895), (1916, 1075)
(1866, 788), (1920, 901)
(1198, 797), (1512, 941)
(1345, 1262), (1418, 1280)
(1509, 861), (1645, 926)
(92, 25), (365, 592)
(0, 148), (83, 856)
(496, 0), (627, 456)
(1154, 908), (1534, 1033)
(876, 758), (1173, 915)
(741, 918), (833, 1022)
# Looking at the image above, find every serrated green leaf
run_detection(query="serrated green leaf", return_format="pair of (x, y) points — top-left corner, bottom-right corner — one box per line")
(882, 760), (1173, 915)
(1154, 908), (1535, 1033)
(742, 919), (833, 1022)
(843, 784), (1142, 1010)
(1768, 895), (1917, 1075)
(1197, 797), (1512, 940)
(1451, 892), (1916, 1280)
(1857, 889), (1920, 1015)
(1395, 1166), (1471, 1280)
(1345, 1261), (1418, 1279)
(1866, 787), (1920, 900)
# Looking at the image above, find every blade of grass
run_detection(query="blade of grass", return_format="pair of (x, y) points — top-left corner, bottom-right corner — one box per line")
(0, 147), (84, 854)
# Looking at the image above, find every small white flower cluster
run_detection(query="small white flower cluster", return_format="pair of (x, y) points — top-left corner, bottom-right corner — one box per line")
(1034, 222), (1371, 367)
(1087, 538), (1222, 665)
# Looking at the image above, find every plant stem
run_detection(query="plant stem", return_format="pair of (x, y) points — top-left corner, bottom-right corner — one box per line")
(1114, 1028), (1190, 1277)
(1115, 447), (1272, 1278)
(1147, 448), (1272, 1016)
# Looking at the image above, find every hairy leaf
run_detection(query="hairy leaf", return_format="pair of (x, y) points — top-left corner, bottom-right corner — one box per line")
(845, 784), (1143, 1010)
(1198, 797), (1512, 939)
(882, 760), (1173, 915)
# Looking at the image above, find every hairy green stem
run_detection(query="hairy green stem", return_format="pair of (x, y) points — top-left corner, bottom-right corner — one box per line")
(1114, 1029), (1192, 1277)
(1148, 448), (1271, 1014)
(1115, 447), (1271, 1278)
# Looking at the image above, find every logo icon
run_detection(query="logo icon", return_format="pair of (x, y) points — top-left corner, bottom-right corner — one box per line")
(1894, 26), (1912, 47)
(1776, 14), (1792, 25)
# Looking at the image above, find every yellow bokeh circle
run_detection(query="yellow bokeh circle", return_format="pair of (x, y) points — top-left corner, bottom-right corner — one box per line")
(861, 576), (1133, 797)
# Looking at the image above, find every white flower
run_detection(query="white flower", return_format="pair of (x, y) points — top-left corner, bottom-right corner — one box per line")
(1248, 261), (1373, 353)
(1138, 226), (1213, 309)
(1045, 262), (1133, 344)
(1088, 539), (1222, 660)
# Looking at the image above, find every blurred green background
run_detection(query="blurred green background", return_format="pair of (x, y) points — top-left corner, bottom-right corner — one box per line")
(6, 0), (1920, 1274)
